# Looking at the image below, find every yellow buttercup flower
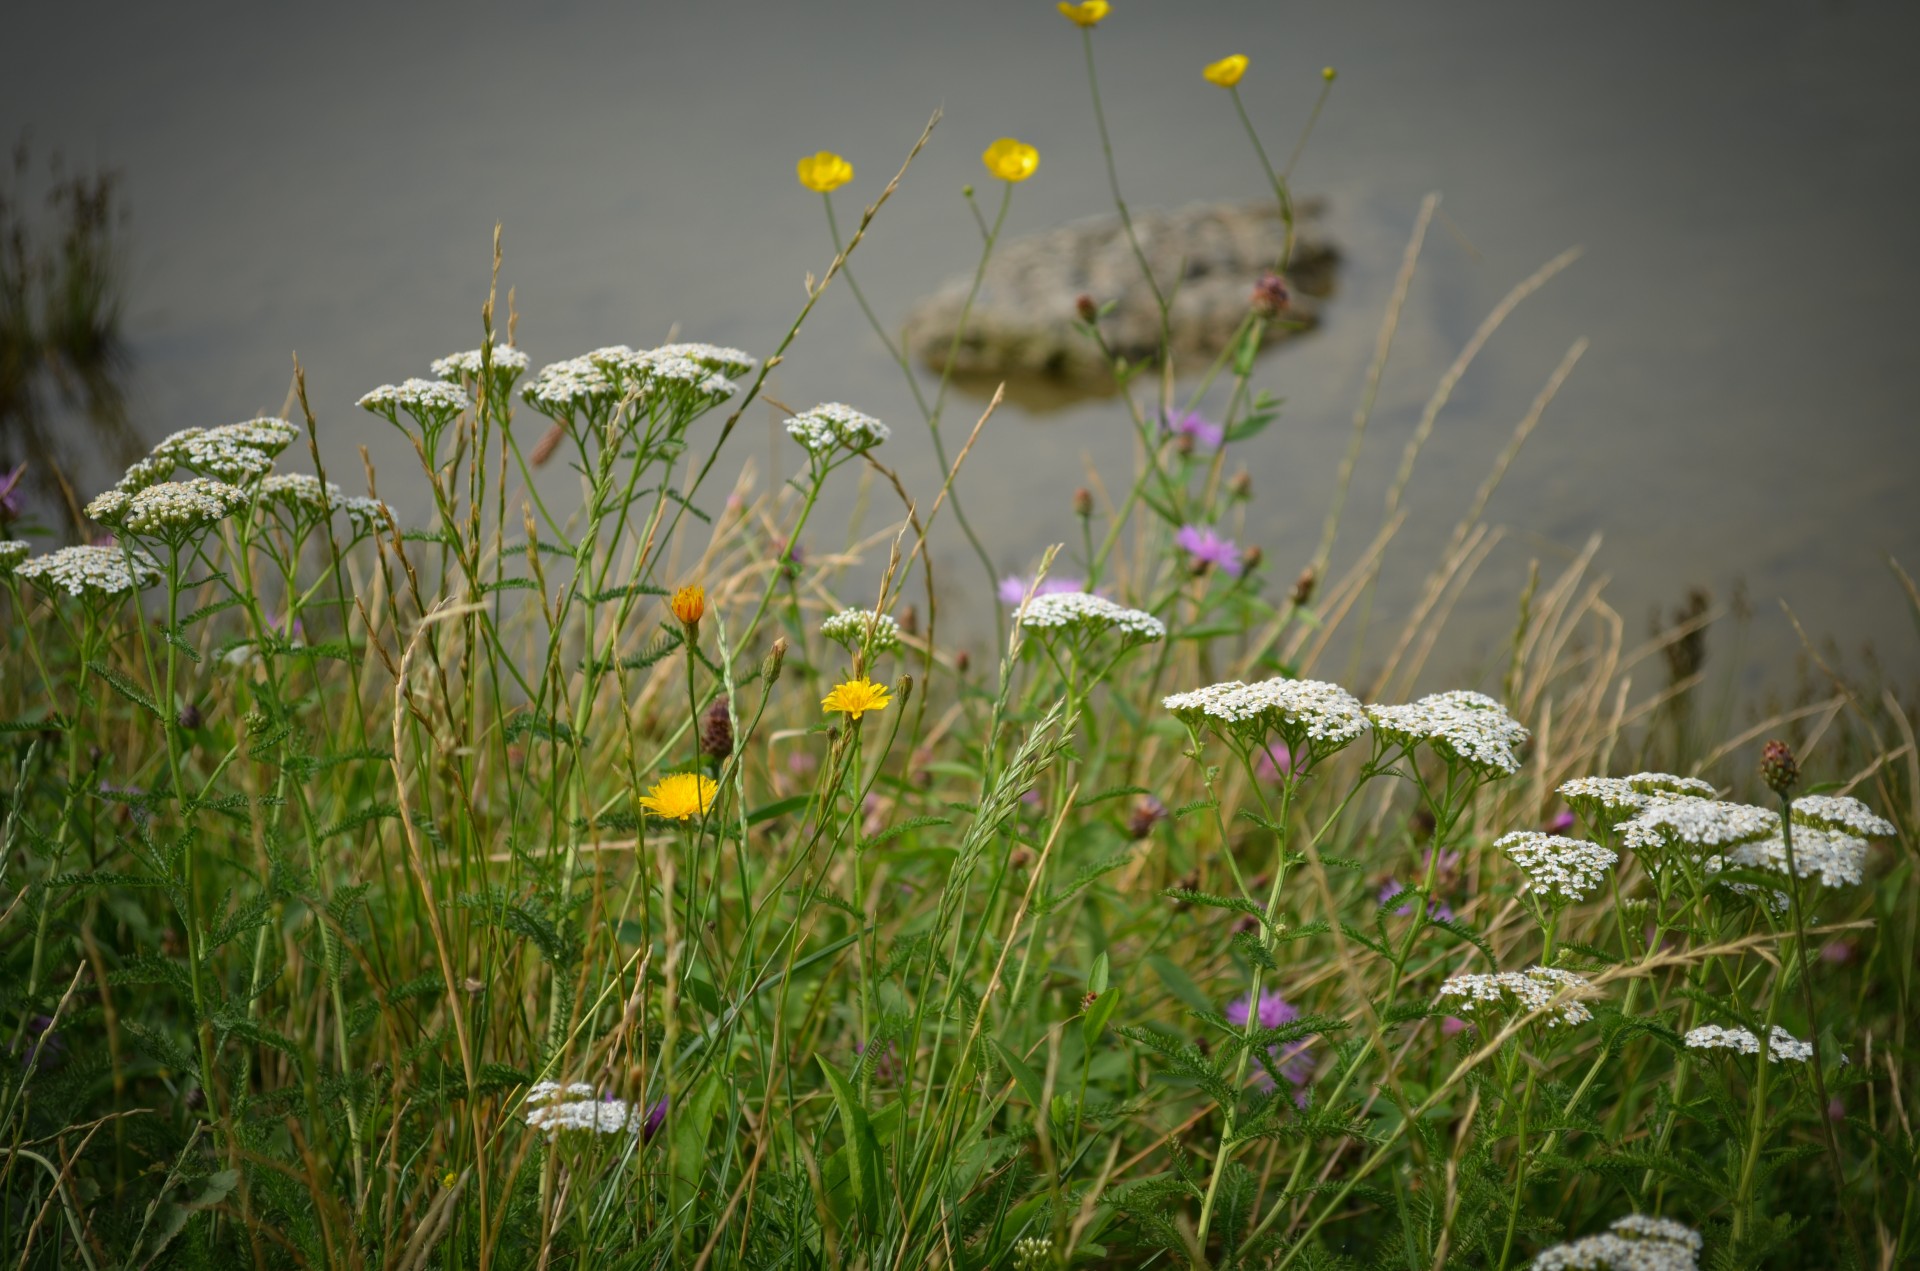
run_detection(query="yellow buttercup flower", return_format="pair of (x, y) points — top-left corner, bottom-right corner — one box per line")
(1058, 0), (1110, 26)
(981, 138), (1040, 184)
(795, 151), (854, 193)
(639, 772), (718, 821)
(671, 584), (705, 628)
(822, 677), (893, 722)
(1203, 54), (1248, 88)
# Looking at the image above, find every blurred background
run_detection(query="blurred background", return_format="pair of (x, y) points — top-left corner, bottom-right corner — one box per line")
(4, 0), (1918, 694)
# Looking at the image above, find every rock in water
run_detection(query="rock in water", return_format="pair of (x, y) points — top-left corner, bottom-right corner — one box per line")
(903, 201), (1337, 387)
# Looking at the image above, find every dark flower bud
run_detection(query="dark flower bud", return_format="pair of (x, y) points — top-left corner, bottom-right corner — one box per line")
(1072, 487), (1094, 519)
(1080, 991), (1099, 1011)
(1761, 739), (1799, 798)
(1075, 293), (1099, 323)
(1251, 272), (1290, 318)
(764, 637), (789, 686)
(702, 695), (734, 760)
(1290, 565), (1317, 607)
(1228, 470), (1253, 501)
(896, 674), (914, 706)
(1126, 795), (1167, 840)
(1174, 432), (1196, 457)
(1009, 845), (1036, 870)
(899, 604), (919, 637)
(1241, 545), (1263, 573)
(1232, 913), (1260, 935)
(177, 702), (202, 731)
(954, 649), (971, 675)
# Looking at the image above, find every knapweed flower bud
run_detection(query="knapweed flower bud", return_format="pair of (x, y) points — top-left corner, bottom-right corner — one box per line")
(702, 695), (734, 760)
(1126, 795), (1167, 840)
(764, 637), (789, 686)
(176, 702), (202, 731)
(1290, 565), (1317, 607)
(896, 674), (914, 706)
(954, 649), (971, 675)
(1073, 486), (1094, 518)
(1075, 293), (1098, 323)
(1009, 845), (1036, 870)
(899, 604), (919, 637)
(1175, 432), (1196, 457)
(1761, 738), (1799, 797)
(1251, 272), (1290, 318)
(1228, 469), (1253, 501)
(1241, 545), (1263, 573)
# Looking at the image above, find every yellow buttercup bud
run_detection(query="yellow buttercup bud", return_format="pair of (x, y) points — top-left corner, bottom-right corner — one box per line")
(1203, 54), (1248, 88)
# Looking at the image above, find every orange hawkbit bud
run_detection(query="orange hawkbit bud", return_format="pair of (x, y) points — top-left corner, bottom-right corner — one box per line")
(671, 584), (706, 630)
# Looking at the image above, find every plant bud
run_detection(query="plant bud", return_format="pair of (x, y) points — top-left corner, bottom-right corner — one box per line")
(1290, 565), (1317, 607)
(1228, 470), (1253, 501)
(1072, 487), (1093, 518)
(764, 637), (789, 686)
(1075, 293), (1098, 323)
(702, 695), (734, 760)
(896, 674), (914, 706)
(1009, 845), (1036, 870)
(1125, 795), (1167, 840)
(176, 702), (202, 731)
(1241, 545), (1263, 573)
(1251, 272), (1290, 318)
(1761, 738), (1799, 797)
(1174, 432), (1196, 457)
(899, 604), (919, 637)
(954, 649), (971, 675)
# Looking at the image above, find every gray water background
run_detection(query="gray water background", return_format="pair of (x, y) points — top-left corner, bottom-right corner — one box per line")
(7, 0), (1919, 694)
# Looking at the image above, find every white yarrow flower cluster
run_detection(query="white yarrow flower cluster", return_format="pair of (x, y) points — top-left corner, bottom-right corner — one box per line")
(359, 377), (468, 421)
(1436, 965), (1594, 1027)
(259, 473), (393, 533)
(202, 417), (299, 456)
(821, 608), (902, 653)
(1017, 591), (1165, 643)
(431, 344), (530, 380)
(524, 357), (616, 416)
(1725, 826), (1869, 888)
(90, 479), (247, 539)
(1367, 690), (1528, 776)
(1559, 773), (1715, 822)
(522, 1081), (641, 1136)
(1011, 1235), (1055, 1271)
(16, 544), (160, 598)
(1621, 799), (1778, 858)
(651, 342), (756, 376)
(1496, 831), (1617, 904)
(1163, 677), (1369, 755)
(579, 345), (737, 402)
(1787, 794), (1896, 838)
(0, 541), (28, 574)
(1532, 1214), (1702, 1271)
(785, 402), (890, 456)
(1684, 1024), (1811, 1064)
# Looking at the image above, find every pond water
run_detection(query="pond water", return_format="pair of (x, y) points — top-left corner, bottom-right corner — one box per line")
(7, 0), (1919, 694)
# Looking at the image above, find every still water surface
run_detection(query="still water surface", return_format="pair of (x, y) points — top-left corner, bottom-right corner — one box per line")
(7, 1), (1919, 691)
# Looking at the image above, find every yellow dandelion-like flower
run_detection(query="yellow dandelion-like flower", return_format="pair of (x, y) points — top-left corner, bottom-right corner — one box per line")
(981, 138), (1040, 184)
(1203, 54), (1248, 88)
(1058, 0), (1110, 27)
(639, 772), (718, 821)
(796, 151), (854, 193)
(822, 677), (893, 722)
(671, 584), (705, 627)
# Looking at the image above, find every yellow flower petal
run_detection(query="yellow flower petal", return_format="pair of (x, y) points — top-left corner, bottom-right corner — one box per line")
(1057, 0), (1110, 26)
(821, 677), (893, 722)
(980, 138), (1040, 184)
(795, 151), (854, 194)
(1203, 54), (1248, 88)
(670, 584), (705, 627)
(638, 772), (718, 821)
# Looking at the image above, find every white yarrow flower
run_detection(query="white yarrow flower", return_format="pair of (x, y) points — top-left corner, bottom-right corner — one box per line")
(821, 607), (902, 653)
(431, 344), (530, 381)
(0, 540), (32, 574)
(651, 341), (756, 376)
(1787, 794), (1896, 839)
(1559, 773), (1714, 822)
(785, 402), (890, 455)
(1621, 799), (1778, 857)
(1683, 1024), (1760, 1055)
(93, 479), (247, 539)
(521, 1081), (642, 1136)
(1436, 965), (1594, 1027)
(1725, 826), (1869, 888)
(360, 377), (468, 422)
(1163, 677), (1369, 755)
(1018, 591), (1165, 643)
(1367, 690), (1528, 776)
(1496, 831), (1617, 904)
(1532, 1214), (1702, 1271)
(16, 544), (160, 598)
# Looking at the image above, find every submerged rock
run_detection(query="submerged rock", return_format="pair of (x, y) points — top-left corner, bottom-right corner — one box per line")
(903, 201), (1337, 388)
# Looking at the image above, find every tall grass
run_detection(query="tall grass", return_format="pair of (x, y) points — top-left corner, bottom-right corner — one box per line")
(2, 14), (1916, 1271)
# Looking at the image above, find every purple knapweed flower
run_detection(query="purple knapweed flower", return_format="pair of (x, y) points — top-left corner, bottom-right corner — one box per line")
(997, 573), (1086, 607)
(1255, 743), (1294, 781)
(1545, 809), (1576, 834)
(1226, 989), (1313, 1101)
(641, 1096), (668, 1142)
(1441, 1015), (1471, 1036)
(1175, 525), (1242, 577)
(0, 465), (25, 523)
(1162, 409), (1224, 451)
(1378, 879), (1454, 923)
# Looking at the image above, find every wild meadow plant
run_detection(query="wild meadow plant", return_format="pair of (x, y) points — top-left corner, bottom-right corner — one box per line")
(2, 7), (1917, 1270)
